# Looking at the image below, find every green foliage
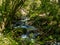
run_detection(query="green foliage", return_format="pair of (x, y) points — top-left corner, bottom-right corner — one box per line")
(0, 0), (60, 45)
(0, 33), (18, 45)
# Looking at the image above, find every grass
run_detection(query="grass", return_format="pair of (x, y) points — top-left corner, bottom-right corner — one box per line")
(0, 33), (18, 45)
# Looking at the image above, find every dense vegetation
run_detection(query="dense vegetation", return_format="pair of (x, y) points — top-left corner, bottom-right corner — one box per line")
(0, 0), (60, 45)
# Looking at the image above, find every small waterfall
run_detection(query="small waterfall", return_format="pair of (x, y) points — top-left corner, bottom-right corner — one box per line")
(13, 15), (40, 40)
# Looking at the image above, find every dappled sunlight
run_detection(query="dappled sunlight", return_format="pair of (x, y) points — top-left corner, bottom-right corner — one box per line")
(0, 33), (18, 45)
(0, 0), (60, 45)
